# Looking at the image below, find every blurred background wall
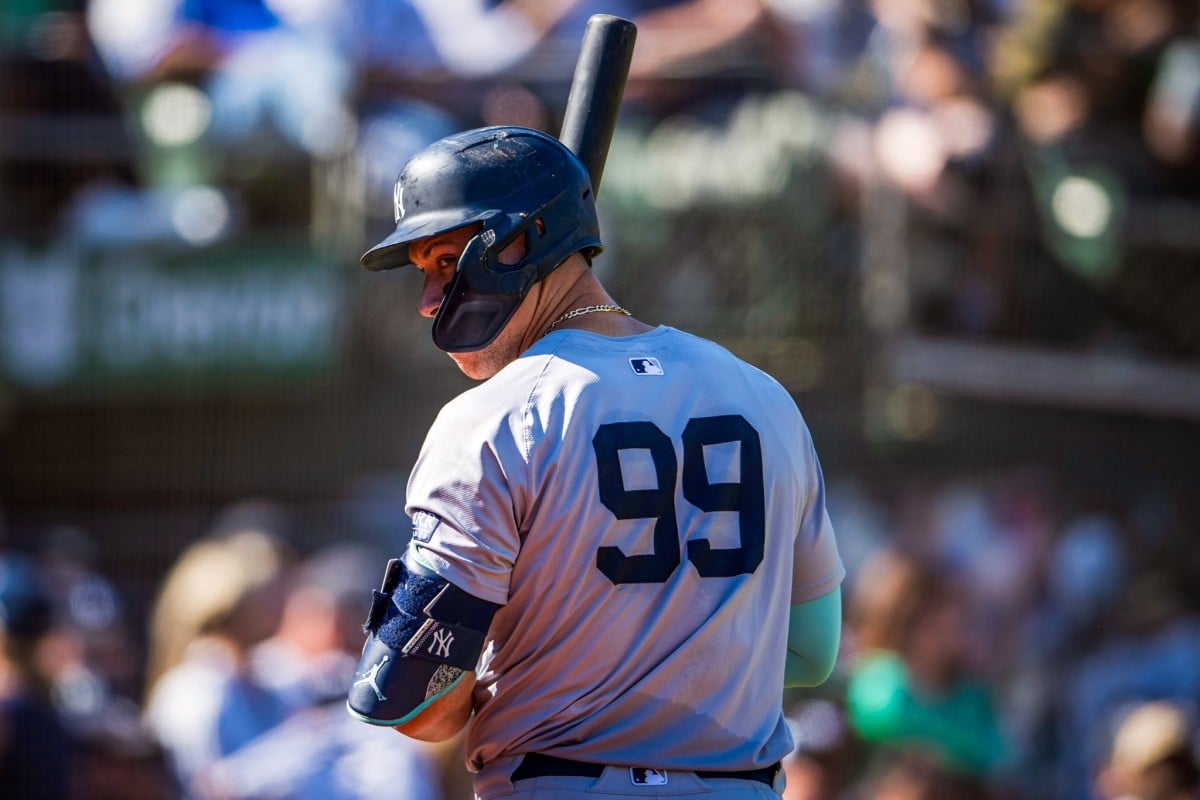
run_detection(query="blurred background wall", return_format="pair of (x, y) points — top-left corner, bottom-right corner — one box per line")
(1, 1), (1198, 799)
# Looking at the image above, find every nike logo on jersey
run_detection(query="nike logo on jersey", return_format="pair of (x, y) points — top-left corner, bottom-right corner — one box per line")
(629, 357), (664, 375)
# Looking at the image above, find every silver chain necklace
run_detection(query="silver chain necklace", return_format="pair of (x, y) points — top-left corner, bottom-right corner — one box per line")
(548, 304), (631, 329)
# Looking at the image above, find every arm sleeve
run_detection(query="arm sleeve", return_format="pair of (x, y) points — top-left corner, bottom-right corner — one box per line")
(784, 586), (842, 687)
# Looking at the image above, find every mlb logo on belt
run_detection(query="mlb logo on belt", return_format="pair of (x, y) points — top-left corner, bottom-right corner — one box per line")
(630, 768), (668, 786)
(629, 357), (664, 375)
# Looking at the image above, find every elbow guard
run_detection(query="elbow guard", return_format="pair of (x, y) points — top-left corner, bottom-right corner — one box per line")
(347, 555), (500, 726)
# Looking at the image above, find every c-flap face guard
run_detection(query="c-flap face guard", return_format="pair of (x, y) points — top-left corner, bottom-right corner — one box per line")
(431, 189), (579, 353)
(459, 210), (543, 296)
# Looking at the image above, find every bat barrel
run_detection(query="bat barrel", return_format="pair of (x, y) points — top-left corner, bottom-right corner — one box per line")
(559, 14), (637, 198)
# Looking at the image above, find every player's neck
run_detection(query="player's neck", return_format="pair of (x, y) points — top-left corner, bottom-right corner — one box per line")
(532, 265), (652, 341)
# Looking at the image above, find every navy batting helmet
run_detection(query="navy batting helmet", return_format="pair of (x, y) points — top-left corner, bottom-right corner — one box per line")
(361, 126), (603, 353)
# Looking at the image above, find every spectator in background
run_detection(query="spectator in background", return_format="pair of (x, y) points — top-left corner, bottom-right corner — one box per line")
(246, 544), (373, 712)
(614, 0), (777, 120)
(0, 528), (178, 800)
(1142, 36), (1200, 179)
(72, 697), (180, 800)
(85, 0), (354, 231)
(194, 544), (445, 799)
(35, 526), (139, 724)
(782, 699), (857, 800)
(1055, 560), (1200, 800)
(143, 526), (292, 796)
(997, 0), (1198, 175)
(844, 548), (1010, 787)
(1094, 699), (1200, 800)
(87, 0), (354, 161)
(858, 750), (988, 800)
(349, 0), (787, 239)
(0, 0), (140, 245)
(346, 0), (591, 239)
(0, 553), (75, 799)
(28, 526), (181, 799)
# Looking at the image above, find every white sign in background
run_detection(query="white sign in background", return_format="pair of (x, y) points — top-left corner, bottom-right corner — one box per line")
(0, 245), (344, 390)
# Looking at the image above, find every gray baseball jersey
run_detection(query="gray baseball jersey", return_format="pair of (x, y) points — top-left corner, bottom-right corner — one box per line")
(403, 325), (843, 775)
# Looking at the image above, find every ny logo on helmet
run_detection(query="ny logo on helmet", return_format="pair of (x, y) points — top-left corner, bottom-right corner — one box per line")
(394, 184), (405, 223)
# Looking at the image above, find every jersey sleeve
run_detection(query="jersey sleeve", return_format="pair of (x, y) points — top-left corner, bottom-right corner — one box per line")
(790, 420), (845, 604)
(402, 393), (530, 607)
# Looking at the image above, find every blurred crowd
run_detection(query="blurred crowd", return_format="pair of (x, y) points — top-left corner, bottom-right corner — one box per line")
(3, 0), (1200, 799)
(3, 469), (1199, 800)
(1, 0), (1197, 357)
(782, 470), (1200, 800)
(0, 500), (454, 800)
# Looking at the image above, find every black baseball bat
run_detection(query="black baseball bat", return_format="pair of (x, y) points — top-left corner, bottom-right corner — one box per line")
(559, 14), (637, 197)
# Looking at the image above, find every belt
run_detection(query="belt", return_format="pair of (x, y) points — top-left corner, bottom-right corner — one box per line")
(511, 752), (779, 787)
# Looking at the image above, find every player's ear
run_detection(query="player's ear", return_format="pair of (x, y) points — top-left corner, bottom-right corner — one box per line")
(498, 231), (530, 266)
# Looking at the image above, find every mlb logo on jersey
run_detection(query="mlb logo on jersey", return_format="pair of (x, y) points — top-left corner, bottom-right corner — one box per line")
(630, 768), (669, 786)
(629, 357), (664, 375)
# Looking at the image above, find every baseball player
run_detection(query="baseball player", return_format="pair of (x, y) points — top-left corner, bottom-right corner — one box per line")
(346, 125), (844, 799)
